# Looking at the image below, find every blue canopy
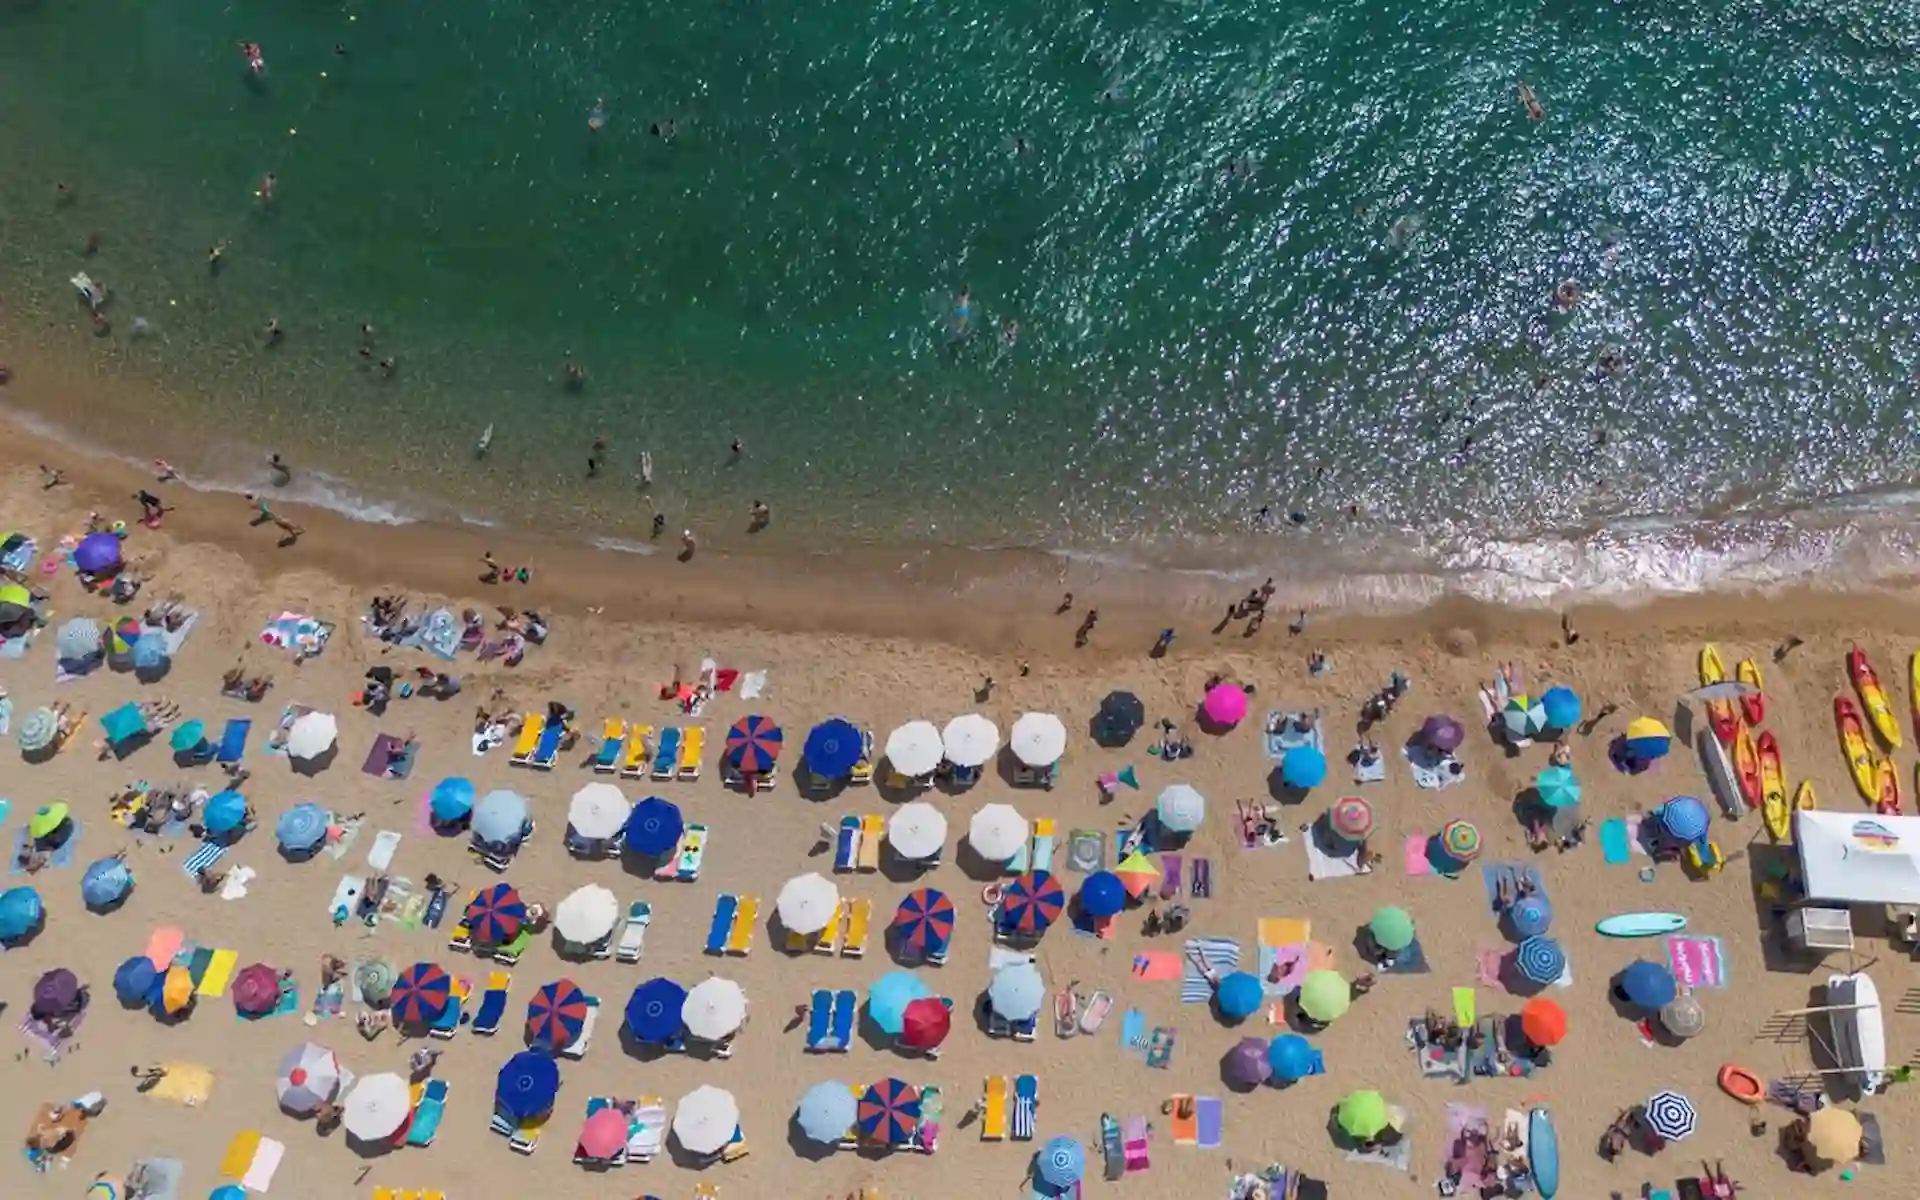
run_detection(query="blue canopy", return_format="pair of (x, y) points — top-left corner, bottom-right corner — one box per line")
(1281, 745), (1327, 788)
(1077, 870), (1126, 919)
(1267, 1033), (1321, 1082)
(276, 803), (330, 853)
(1037, 1136), (1087, 1187)
(623, 797), (684, 857)
(204, 791), (249, 836)
(472, 790), (530, 845)
(1515, 936), (1566, 987)
(132, 639), (169, 672)
(1215, 971), (1264, 1021)
(495, 1051), (560, 1120)
(430, 776), (476, 823)
(0, 886), (42, 939)
(81, 857), (133, 907)
(1541, 686), (1581, 730)
(803, 718), (863, 778)
(99, 703), (145, 745)
(624, 978), (687, 1043)
(113, 954), (157, 1004)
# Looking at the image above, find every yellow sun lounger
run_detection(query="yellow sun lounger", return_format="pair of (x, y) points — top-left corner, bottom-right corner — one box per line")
(509, 714), (544, 765)
(843, 898), (872, 957)
(858, 814), (884, 871)
(677, 726), (705, 779)
(726, 895), (759, 955)
(619, 724), (655, 778)
(982, 1075), (1009, 1139)
(197, 949), (239, 998)
(799, 901), (847, 955)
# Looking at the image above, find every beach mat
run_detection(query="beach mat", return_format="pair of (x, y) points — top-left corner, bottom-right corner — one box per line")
(10, 822), (82, 872)
(244, 1137), (285, 1191)
(1599, 818), (1632, 864)
(1120, 1008), (1147, 1051)
(182, 841), (226, 878)
(362, 734), (416, 778)
(366, 830), (402, 870)
(323, 817), (363, 861)
(1665, 934), (1728, 989)
(217, 719), (251, 762)
(1195, 1097), (1222, 1149)
(1065, 829), (1104, 872)
(1343, 1107), (1413, 1170)
(197, 948), (238, 995)
(1130, 952), (1183, 982)
(146, 1063), (214, 1105)
(1180, 938), (1240, 1003)
(1480, 863), (1544, 912)
(1402, 834), (1434, 876)
(1259, 917), (1309, 947)
(145, 926), (185, 970)
(220, 1131), (261, 1179)
(1305, 839), (1365, 881)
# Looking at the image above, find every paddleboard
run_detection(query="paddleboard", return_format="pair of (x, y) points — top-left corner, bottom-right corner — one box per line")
(1697, 726), (1745, 818)
(1528, 1105), (1560, 1199)
(1595, 912), (1687, 937)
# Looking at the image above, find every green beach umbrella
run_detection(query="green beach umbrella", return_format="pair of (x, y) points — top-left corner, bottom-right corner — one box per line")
(1368, 906), (1416, 953)
(29, 803), (70, 840)
(1337, 1090), (1391, 1140)
(169, 720), (207, 753)
(1298, 970), (1351, 1023)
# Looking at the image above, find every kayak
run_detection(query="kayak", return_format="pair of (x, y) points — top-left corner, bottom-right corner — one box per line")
(1758, 732), (1789, 841)
(1850, 647), (1903, 750)
(1737, 658), (1765, 727)
(1911, 650), (1920, 746)
(1794, 780), (1816, 838)
(1700, 644), (1740, 745)
(1837, 698), (1880, 803)
(1529, 1105), (1559, 1199)
(1733, 724), (1763, 813)
(1878, 753), (1902, 816)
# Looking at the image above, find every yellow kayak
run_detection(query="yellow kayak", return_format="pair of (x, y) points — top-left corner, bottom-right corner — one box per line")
(1758, 732), (1789, 841)
(1837, 697), (1879, 803)
(1849, 647), (1903, 749)
(1700, 644), (1739, 745)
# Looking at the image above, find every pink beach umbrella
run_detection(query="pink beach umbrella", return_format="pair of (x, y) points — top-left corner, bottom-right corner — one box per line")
(577, 1107), (629, 1160)
(1202, 685), (1249, 728)
(231, 963), (282, 1016)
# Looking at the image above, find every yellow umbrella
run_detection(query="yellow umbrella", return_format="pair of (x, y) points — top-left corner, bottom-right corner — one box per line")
(1625, 716), (1670, 741)
(1113, 851), (1160, 897)
(29, 803), (70, 840)
(160, 965), (194, 1015)
(1804, 1107), (1862, 1166)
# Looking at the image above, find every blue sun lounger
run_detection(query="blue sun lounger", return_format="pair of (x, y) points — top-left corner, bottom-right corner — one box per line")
(705, 893), (739, 955)
(471, 972), (511, 1035)
(830, 989), (857, 1051)
(216, 719), (251, 765)
(833, 815), (860, 873)
(651, 728), (681, 782)
(407, 1078), (449, 1147)
(805, 989), (835, 1051)
(530, 721), (563, 770)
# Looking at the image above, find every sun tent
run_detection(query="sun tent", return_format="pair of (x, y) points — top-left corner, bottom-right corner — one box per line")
(1796, 810), (1920, 906)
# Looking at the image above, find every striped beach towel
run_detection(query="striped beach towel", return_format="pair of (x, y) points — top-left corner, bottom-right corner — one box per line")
(1180, 937), (1241, 1004)
(182, 841), (227, 879)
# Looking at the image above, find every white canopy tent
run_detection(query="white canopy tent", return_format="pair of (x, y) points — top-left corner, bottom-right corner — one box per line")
(1795, 810), (1920, 905)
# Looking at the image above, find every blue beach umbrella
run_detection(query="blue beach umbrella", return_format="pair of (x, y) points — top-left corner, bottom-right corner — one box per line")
(1536, 765), (1580, 809)
(466, 883), (526, 946)
(857, 1078), (922, 1144)
(275, 803), (330, 854)
(1618, 960), (1677, 1010)
(1037, 1136), (1087, 1188)
(624, 978), (687, 1043)
(495, 1051), (560, 1121)
(1078, 871), (1126, 919)
(725, 714), (783, 774)
(1281, 745), (1327, 788)
(390, 962), (452, 1025)
(429, 776), (475, 824)
(81, 856), (133, 908)
(209, 1187), (247, 1200)
(797, 1080), (858, 1144)
(203, 790), (248, 836)
(1215, 971), (1264, 1022)
(1541, 686), (1581, 730)
(1508, 894), (1553, 938)
(868, 970), (931, 1036)
(74, 532), (121, 574)
(132, 638), (169, 674)
(1268, 1033), (1321, 1082)
(1514, 936), (1566, 987)
(168, 721), (207, 754)
(623, 797), (684, 857)
(113, 954), (157, 1005)
(803, 718), (863, 778)
(526, 978), (590, 1051)
(99, 703), (144, 746)
(1659, 796), (1710, 844)
(0, 886), (43, 939)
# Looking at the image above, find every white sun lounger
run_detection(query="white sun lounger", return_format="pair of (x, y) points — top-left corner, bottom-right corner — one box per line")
(616, 901), (651, 963)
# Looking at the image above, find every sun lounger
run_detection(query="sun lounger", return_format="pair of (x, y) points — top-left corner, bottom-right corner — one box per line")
(1080, 990), (1113, 1034)
(471, 970), (511, 1035)
(445, 890), (477, 949)
(726, 895), (759, 955)
(593, 719), (627, 773)
(1032, 818), (1058, 871)
(676, 726), (705, 780)
(650, 727), (681, 781)
(849, 730), (875, 785)
(1122, 1116), (1150, 1172)
(559, 997), (599, 1059)
(529, 720), (562, 770)
(981, 1076), (1009, 1139)
(407, 1079), (449, 1147)
(574, 1099), (627, 1167)
(509, 714), (544, 765)
(493, 928), (532, 966)
(618, 724), (653, 778)
(834, 815), (861, 872)
(429, 977), (471, 1040)
(487, 1110), (545, 1154)
(1011, 1013), (1038, 1042)
(830, 989), (856, 1050)
(858, 814), (883, 871)
(615, 901), (651, 963)
(674, 823), (707, 881)
(843, 898), (872, 957)
(1007, 821), (1033, 872)
(805, 989), (835, 1050)
(1102, 1114), (1125, 1179)
(628, 1097), (667, 1162)
(1012, 1074), (1038, 1140)
(706, 894), (740, 955)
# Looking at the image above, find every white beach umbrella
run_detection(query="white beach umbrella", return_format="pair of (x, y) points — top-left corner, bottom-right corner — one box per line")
(942, 714), (1000, 768)
(969, 803), (1028, 862)
(682, 977), (748, 1041)
(776, 872), (841, 935)
(1155, 784), (1206, 834)
(342, 1072), (412, 1140)
(673, 1085), (742, 1155)
(1010, 712), (1067, 767)
(884, 720), (943, 777)
(285, 711), (339, 761)
(276, 1042), (343, 1114)
(988, 961), (1046, 1021)
(888, 802), (948, 861)
(567, 782), (630, 840)
(554, 884), (620, 944)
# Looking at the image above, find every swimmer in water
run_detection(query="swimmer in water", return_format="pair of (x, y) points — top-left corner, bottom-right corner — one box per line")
(1553, 279), (1581, 308)
(258, 173), (277, 203)
(239, 42), (265, 75)
(1517, 82), (1545, 121)
(588, 98), (608, 132)
(648, 119), (678, 142)
(951, 288), (972, 339)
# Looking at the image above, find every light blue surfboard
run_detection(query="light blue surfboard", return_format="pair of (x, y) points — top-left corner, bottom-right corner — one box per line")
(1595, 911), (1687, 938)
(1529, 1105), (1560, 1198)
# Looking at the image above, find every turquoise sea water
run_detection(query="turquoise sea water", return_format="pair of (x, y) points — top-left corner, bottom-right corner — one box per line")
(7, 0), (1920, 597)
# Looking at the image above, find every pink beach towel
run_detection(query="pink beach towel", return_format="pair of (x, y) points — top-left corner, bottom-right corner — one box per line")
(412, 792), (439, 837)
(1475, 948), (1503, 987)
(1129, 952), (1184, 982)
(146, 926), (185, 970)
(1404, 835), (1434, 876)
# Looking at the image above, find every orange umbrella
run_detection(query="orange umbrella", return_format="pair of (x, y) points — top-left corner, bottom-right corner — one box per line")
(1520, 998), (1567, 1047)
(160, 964), (195, 1015)
(1113, 851), (1160, 897)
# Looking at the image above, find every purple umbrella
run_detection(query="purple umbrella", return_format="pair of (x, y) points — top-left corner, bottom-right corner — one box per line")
(231, 963), (282, 1016)
(73, 532), (122, 574)
(1418, 715), (1465, 753)
(1223, 1037), (1273, 1086)
(31, 968), (80, 1018)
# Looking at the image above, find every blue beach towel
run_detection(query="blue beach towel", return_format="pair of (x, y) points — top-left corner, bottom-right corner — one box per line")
(1480, 863), (1544, 913)
(182, 841), (227, 879)
(217, 719), (251, 764)
(1599, 818), (1632, 865)
(1120, 1008), (1147, 1052)
(407, 607), (462, 660)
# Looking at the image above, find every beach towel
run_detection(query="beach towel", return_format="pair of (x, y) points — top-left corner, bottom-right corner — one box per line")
(362, 734), (416, 779)
(1404, 743), (1465, 790)
(182, 841), (226, 878)
(198, 949), (239, 997)
(1259, 918), (1310, 946)
(1, 534), (36, 575)
(1238, 800), (1290, 849)
(1265, 712), (1324, 760)
(1170, 1097), (1198, 1144)
(145, 926), (185, 970)
(1159, 855), (1183, 899)
(1480, 863), (1544, 913)
(1066, 829), (1104, 872)
(739, 670), (767, 699)
(365, 830), (402, 871)
(1146, 1026), (1175, 1067)
(20, 1007), (85, 1055)
(323, 817), (363, 861)
(10, 822), (81, 871)
(1442, 1105), (1491, 1189)
(217, 719), (251, 763)
(1599, 818), (1632, 864)
(1195, 1097), (1222, 1148)
(1130, 952), (1184, 982)
(1180, 938), (1241, 1003)
(1191, 858), (1211, 897)
(403, 607), (462, 660)
(184, 945), (213, 982)
(218, 866), (255, 901)
(1120, 1008), (1148, 1051)
(243, 1137), (285, 1191)
(1626, 814), (1652, 856)
(264, 704), (312, 756)
(146, 1064), (214, 1106)
(259, 612), (332, 657)
(1351, 747), (1387, 784)
(1412, 1022), (1469, 1082)
(311, 980), (344, 1017)
(220, 1131), (260, 1179)
(1305, 839), (1366, 881)
(329, 874), (365, 921)
(1122, 1116), (1150, 1172)
(1403, 834), (1435, 876)
(1666, 935), (1728, 989)
(1259, 943), (1311, 996)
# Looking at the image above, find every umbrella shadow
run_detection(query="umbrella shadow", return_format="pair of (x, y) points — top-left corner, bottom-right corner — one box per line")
(616, 1027), (678, 1063)
(785, 1114), (841, 1163)
(1265, 769), (1312, 806)
(953, 841), (1010, 883)
(290, 746), (339, 777)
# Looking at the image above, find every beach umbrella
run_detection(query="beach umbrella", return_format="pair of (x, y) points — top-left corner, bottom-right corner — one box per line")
(1519, 998), (1568, 1047)
(429, 776), (475, 823)
(969, 803), (1028, 861)
(867, 971), (931, 1035)
(1216, 971), (1264, 1021)
(1805, 1107), (1863, 1166)
(623, 796), (683, 857)
(1515, 936), (1566, 987)
(55, 616), (101, 661)
(17, 707), (58, 753)
(354, 959), (395, 1005)
(1329, 796), (1374, 841)
(1281, 745), (1327, 788)
(1113, 851), (1160, 897)
(285, 711), (338, 761)
(942, 714), (1000, 768)
(724, 714), (783, 774)
(1337, 1090), (1391, 1140)
(113, 956), (156, 1005)
(887, 802), (947, 862)
(1659, 796), (1710, 843)
(1224, 1037), (1273, 1086)
(857, 1078), (921, 1144)
(1508, 894), (1553, 938)
(900, 996), (951, 1050)
(893, 889), (955, 955)
(672, 1085), (740, 1156)
(1011, 712), (1068, 766)
(1155, 784), (1206, 834)
(554, 884), (619, 944)
(1417, 714), (1465, 752)
(625, 978), (687, 1043)
(231, 964), (280, 1016)
(465, 883), (526, 945)
(1618, 960), (1677, 1010)
(566, 782), (629, 840)
(1536, 765), (1580, 809)
(74, 532), (122, 574)
(28, 802), (69, 842)
(1298, 971), (1350, 1023)
(1037, 1136), (1087, 1188)
(0, 886), (43, 938)
(109, 616), (141, 656)
(1659, 992), (1706, 1039)
(1641, 1090), (1697, 1142)
(797, 1081), (858, 1144)
(1502, 696), (1548, 741)
(1624, 717), (1672, 760)
(0, 583), (31, 626)
(472, 789), (530, 845)
(99, 704), (144, 746)
(168, 721), (206, 754)
(578, 1107), (629, 1160)
(1202, 684), (1249, 728)
(999, 870), (1065, 936)
(276, 1043), (342, 1114)
(682, 977), (748, 1042)
(495, 1051), (559, 1121)
(777, 872), (841, 935)
(1440, 819), (1481, 862)
(1541, 686), (1581, 730)
(1094, 691), (1146, 745)
(803, 718), (864, 778)
(1078, 871), (1126, 919)
(1368, 907), (1416, 953)
(275, 803), (329, 854)
(884, 720), (943, 777)
(526, 978), (590, 1051)
(81, 856), (133, 907)
(203, 791), (248, 836)
(1268, 1033), (1320, 1082)
(157, 964), (194, 1016)
(132, 639), (168, 675)
(31, 968), (79, 1017)
(342, 1073), (412, 1141)
(988, 962), (1045, 1021)
(390, 962), (452, 1025)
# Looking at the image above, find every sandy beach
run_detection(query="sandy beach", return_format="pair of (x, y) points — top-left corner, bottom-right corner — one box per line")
(0, 415), (1915, 1200)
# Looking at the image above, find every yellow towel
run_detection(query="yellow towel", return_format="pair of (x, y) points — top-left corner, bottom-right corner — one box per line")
(1258, 917), (1309, 947)
(147, 1062), (215, 1106)
(1452, 986), (1477, 1027)
(219, 1130), (261, 1179)
(197, 949), (240, 997)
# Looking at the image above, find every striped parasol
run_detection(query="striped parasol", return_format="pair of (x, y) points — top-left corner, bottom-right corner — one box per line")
(1641, 1090), (1697, 1141)
(892, 889), (955, 955)
(1329, 796), (1374, 841)
(725, 714), (783, 774)
(525, 978), (590, 1050)
(465, 883), (525, 945)
(1659, 796), (1710, 844)
(857, 1078), (922, 1144)
(1515, 936), (1566, 986)
(1440, 819), (1481, 862)
(998, 870), (1065, 936)
(390, 962), (452, 1024)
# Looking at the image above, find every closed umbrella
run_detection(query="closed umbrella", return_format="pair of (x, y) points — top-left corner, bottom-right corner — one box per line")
(578, 1108), (629, 1160)
(988, 962), (1045, 1021)
(1037, 1136), (1086, 1188)
(999, 871), (1065, 936)
(1541, 686), (1581, 730)
(1368, 907), (1416, 953)
(777, 873), (840, 935)
(969, 803), (1027, 861)
(342, 1073), (412, 1141)
(16, 708), (58, 753)
(1078, 871), (1126, 918)
(567, 782), (629, 840)
(868, 971), (931, 1035)
(277, 1043), (342, 1113)
(1298, 971), (1350, 1023)
(892, 889), (955, 955)
(1223, 1037), (1273, 1086)
(554, 884), (619, 944)
(884, 721), (943, 777)
(275, 803), (329, 854)
(1508, 894), (1553, 938)
(1659, 992), (1706, 1039)
(1010, 712), (1067, 766)
(1094, 691), (1146, 746)
(0, 886), (43, 938)
(74, 532), (122, 574)
(796, 1081), (858, 1144)
(55, 616), (101, 661)
(942, 714), (999, 768)
(81, 857), (133, 908)
(465, 883), (526, 945)
(203, 791), (248, 836)
(1268, 1033), (1321, 1082)
(168, 721), (207, 754)
(1805, 1107), (1862, 1166)
(1515, 936), (1566, 987)
(857, 1078), (921, 1144)
(429, 777), (475, 824)
(803, 719), (863, 778)
(113, 956), (156, 1005)
(1329, 796), (1374, 841)
(472, 790), (530, 844)
(1155, 785), (1206, 834)
(683, 977), (748, 1041)
(1618, 960), (1676, 1010)
(724, 714), (783, 774)
(31, 968), (79, 1017)
(1641, 1090), (1696, 1142)
(1536, 765), (1580, 809)
(887, 803), (947, 861)
(526, 979), (590, 1051)
(672, 1086), (740, 1156)
(1201, 684), (1249, 728)
(624, 978), (687, 1043)
(623, 796), (683, 856)
(285, 711), (338, 761)
(1659, 796), (1710, 843)
(1519, 998), (1568, 1047)
(1337, 1090), (1391, 1140)
(1418, 714), (1465, 752)
(1215, 971), (1263, 1021)
(231, 963), (281, 1016)
(1502, 696), (1548, 741)
(354, 959), (395, 1005)
(390, 962), (452, 1025)
(495, 1052), (560, 1121)
(900, 996), (951, 1050)
(1440, 819), (1481, 862)
(1281, 745), (1327, 788)
(1624, 717), (1672, 760)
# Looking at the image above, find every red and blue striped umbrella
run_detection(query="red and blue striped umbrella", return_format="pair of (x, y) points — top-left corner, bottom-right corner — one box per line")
(725, 715), (784, 774)
(390, 962), (452, 1025)
(892, 889), (955, 954)
(525, 978), (590, 1051)
(999, 870), (1065, 936)
(856, 1077), (922, 1144)
(466, 883), (525, 946)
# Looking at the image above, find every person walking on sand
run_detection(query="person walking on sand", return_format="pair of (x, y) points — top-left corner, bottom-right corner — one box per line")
(245, 493), (274, 526)
(481, 552), (501, 584)
(39, 465), (65, 489)
(1074, 608), (1099, 648)
(133, 490), (165, 524)
(748, 499), (770, 531)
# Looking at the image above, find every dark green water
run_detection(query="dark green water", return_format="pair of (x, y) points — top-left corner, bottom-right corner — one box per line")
(7, 0), (1920, 597)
